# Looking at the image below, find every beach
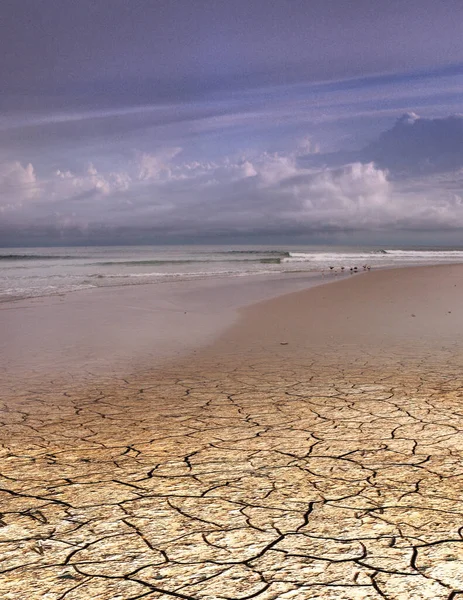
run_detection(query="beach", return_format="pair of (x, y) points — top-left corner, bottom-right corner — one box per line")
(0, 270), (337, 380)
(2, 264), (463, 599)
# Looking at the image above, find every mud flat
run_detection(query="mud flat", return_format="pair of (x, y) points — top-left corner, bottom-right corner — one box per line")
(1, 265), (463, 599)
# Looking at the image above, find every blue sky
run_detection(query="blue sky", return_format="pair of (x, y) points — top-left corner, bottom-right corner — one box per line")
(0, 0), (462, 245)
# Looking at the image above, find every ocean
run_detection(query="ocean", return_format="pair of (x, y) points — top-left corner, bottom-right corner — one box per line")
(2, 245), (463, 302)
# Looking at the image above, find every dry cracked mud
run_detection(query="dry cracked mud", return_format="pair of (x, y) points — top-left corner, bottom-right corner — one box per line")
(1, 346), (463, 599)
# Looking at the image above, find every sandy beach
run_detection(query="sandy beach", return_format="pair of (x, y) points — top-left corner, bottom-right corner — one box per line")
(0, 271), (335, 381)
(2, 265), (463, 599)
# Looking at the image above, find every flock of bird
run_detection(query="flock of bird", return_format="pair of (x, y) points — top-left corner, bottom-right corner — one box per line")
(327, 264), (371, 274)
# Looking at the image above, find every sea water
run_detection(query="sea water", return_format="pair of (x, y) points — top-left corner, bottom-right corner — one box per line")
(2, 245), (463, 302)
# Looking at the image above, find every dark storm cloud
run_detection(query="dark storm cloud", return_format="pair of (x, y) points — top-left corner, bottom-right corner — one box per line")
(363, 113), (463, 175)
(299, 113), (463, 174)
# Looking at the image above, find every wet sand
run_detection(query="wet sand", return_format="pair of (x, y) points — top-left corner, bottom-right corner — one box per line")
(0, 271), (335, 379)
(1, 265), (463, 599)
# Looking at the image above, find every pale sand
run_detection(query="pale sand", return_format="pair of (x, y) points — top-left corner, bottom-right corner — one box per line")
(1, 265), (463, 599)
(203, 263), (463, 365)
(0, 271), (333, 380)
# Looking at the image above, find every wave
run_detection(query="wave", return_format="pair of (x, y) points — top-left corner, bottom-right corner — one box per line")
(385, 250), (463, 257)
(89, 268), (278, 280)
(219, 250), (291, 257)
(0, 254), (73, 261)
(284, 249), (463, 264)
(93, 260), (199, 266)
(284, 251), (386, 262)
(92, 257), (283, 266)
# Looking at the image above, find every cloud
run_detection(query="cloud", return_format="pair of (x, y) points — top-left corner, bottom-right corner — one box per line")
(137, 148), (182, 181)
(3, 110), (463, 245)
(363, 113), (463, 175)
(2, 147), (463, 245)
(0, 161), (37, 208)
(297, 137), (320, 155)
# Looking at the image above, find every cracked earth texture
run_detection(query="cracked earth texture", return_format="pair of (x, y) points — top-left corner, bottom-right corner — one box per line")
(2, 265), (463, 600)
(2, 345), (463, 600)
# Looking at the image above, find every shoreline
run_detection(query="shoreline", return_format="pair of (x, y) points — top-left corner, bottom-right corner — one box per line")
(2, 262), (463, 388)
(2, 257), (462, 306)
(1, 269), (349, 383)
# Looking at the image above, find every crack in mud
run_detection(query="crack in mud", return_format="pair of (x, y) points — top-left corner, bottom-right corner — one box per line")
(1, 349), (463, 599)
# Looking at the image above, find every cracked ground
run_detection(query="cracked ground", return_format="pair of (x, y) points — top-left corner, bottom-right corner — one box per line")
(2, 347), (463, 600)
(2, 266), (463, 599)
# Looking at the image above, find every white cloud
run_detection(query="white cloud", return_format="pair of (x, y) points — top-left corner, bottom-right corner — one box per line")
(284, 162), (392, 230)
(2, 148), (463, 239)
(137, 148), (182, 181)
(54, 164), (131, 198)
(297, 136), (320, 154)
(0, 161), (37, 211)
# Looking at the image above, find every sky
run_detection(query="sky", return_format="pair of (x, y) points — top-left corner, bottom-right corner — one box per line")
(1, 0), (463, 246)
